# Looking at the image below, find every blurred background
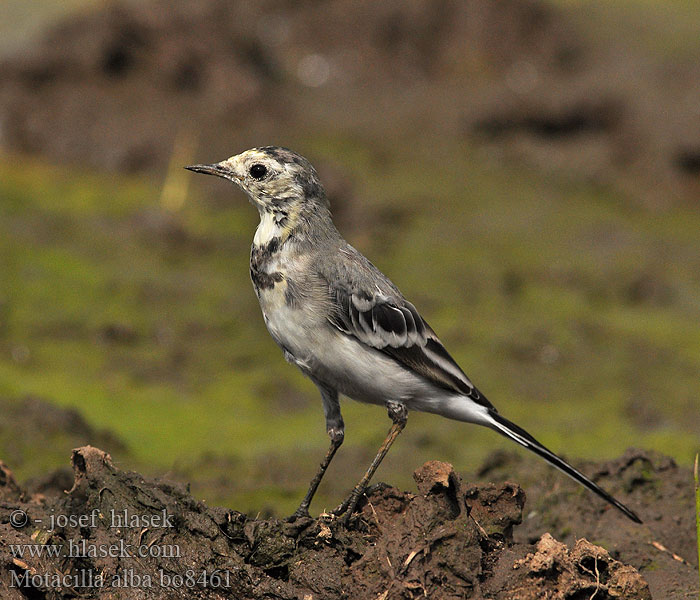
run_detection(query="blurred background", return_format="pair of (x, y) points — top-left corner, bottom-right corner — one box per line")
(0, 0), (698, 516)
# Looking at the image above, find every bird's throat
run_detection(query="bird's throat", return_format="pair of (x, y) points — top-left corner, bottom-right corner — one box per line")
(253, 207), (299, 247)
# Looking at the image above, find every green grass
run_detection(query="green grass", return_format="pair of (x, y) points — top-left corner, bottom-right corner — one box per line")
(1, 139), (699, 515)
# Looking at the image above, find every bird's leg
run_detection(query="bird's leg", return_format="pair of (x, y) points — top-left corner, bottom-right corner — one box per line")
(287, 428), (343, 521)
(334, 400), (408, 522)
(287, 383), (344, 522)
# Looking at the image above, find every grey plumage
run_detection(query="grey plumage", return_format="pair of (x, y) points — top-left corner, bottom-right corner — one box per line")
(186, 146), (642, 524)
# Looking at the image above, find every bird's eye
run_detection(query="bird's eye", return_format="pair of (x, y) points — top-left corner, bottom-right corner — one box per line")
(249, 164), (267, 180)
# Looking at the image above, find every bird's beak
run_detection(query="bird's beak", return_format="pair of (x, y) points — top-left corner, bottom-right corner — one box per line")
(184, 162), (240, 183)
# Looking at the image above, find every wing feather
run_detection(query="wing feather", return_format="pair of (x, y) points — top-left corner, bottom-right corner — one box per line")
(327, 285), (493, 410)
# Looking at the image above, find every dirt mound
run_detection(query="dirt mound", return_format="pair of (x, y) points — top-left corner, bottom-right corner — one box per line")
(0, 446), (668, 599)
(1, 0), (698, 203)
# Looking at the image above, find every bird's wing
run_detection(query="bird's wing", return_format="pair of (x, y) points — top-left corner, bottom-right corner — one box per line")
(322, 248), (493, 410)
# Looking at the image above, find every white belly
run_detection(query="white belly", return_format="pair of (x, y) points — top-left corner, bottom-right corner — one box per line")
(259, 289), (431, 405)
(258, 281), (318, 370)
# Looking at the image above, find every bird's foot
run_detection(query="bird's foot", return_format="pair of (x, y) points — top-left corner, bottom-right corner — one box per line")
(331, 500), (348, 517)
(331, 489), (364, 525)
(285, 505), (312, 523)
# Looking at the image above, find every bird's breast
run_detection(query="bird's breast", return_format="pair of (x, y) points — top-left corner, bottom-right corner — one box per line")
(250, 241), (287, 307)
(249, 242), (320, 361)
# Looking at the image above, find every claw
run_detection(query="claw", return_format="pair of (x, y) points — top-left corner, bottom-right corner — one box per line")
(331, 489), (365, 525)
(332, 499), (349, 517)
(286, 506), (311, 523)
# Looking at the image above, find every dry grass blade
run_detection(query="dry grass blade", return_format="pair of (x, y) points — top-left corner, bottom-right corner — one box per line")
(161, 128), (198, 211)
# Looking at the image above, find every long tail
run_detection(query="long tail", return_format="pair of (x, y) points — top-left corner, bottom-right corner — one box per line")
(486, 410), (642, 523)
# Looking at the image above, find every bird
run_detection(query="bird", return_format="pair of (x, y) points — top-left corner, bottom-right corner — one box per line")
(185, 146), (642, 524)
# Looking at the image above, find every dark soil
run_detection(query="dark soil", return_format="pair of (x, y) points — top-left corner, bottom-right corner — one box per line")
(0, 446), (653, 599)
(473, 448), (700, 599)
(1, 0), (699, 205)
(1, 443), (697, 599)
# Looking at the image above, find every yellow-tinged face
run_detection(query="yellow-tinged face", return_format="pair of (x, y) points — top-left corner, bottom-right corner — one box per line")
(186, 146), (325, 212)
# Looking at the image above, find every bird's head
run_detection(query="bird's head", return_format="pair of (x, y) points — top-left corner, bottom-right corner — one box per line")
(186, 146), (328, 214)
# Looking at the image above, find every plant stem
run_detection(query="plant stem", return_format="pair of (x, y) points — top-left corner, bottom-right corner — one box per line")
(694, 452), (699, 599)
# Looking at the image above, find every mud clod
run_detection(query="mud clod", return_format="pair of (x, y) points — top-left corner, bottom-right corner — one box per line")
(464, 481), (525, 542)
(0, 463), (21, 502)
(500, 533), (651, 600)
(413, 460), (461, 518)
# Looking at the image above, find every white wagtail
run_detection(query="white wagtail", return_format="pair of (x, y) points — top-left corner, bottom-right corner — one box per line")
(186, 147), (641, 524)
